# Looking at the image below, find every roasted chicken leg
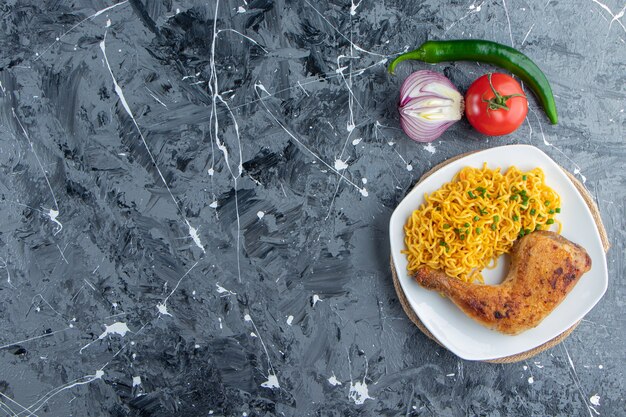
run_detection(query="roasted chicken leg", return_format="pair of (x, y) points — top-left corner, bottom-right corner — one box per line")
(413, 231), (592, 335)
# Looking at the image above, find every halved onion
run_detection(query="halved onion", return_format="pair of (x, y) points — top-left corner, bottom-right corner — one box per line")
(398, 70), (464, 143)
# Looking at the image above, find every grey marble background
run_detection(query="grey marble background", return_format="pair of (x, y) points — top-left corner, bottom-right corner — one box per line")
(0, 0), (624, 416)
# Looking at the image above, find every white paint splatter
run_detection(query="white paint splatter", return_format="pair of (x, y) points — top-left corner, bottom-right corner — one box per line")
(312, 294), (322, 306)
(598, 365), (603, 369)
(100, 322), (130, 338)
(328, 374), (342, 386)
(336, 65), (349, 75)
(156, 303), (171, 316)
(522, 23), (536, 45)
(574, 168), (587, 184)
(106, 19), (111, 27)
(186, 221), (205, 252)
(261, 373), (280, 389)
(349, 380), (373, 405)
(590, 0), (626, 35)
(132, 376), (142, 387)
(349, 0), (362, 15)
(424, 143), (436, 154)
(216, 283), (236, 295)
(208, 168), (215, 176)
(352, 137), (362, 145)
(446, 373), (455, 377)
(237, 6), (246, 13)
(286, 315), (294, 325)
(501, 0), (514, 47)
(590, 394), (600, 406)
(244, 314), (252, 322)
(257, 211), (265, 219)
(406, 164), (413, 172)
(218, 317), (223, 329)
(176, 8), (181, 14)
(528, 376), (534, 384)
(334, 159), (349, 171)
(155, 262), (199, 318)
(361, 178), (367, 184)
(48, 208), (63, 235)
(250, 332), (257, 338)
(80, 322), (131, 353)
(95, 370), (105, 379)
(209, 201), (218, 208)
(523, 365), (528, 370)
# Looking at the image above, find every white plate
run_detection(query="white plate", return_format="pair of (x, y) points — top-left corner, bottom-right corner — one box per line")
(389, 145), (608, 361)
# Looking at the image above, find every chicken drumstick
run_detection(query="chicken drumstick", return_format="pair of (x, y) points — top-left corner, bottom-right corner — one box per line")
(413, 231), (592, 335)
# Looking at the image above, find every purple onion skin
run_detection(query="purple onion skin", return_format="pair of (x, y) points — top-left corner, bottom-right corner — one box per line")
(398, 70), (464, 143)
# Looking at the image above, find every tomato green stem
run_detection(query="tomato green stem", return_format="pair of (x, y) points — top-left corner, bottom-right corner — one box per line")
(482, 73), (526, 111)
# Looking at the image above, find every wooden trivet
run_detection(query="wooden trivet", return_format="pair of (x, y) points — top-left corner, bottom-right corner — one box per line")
(391, 151), (610, 363)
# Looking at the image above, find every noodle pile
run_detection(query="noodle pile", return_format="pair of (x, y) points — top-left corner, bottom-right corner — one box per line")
(403, 164), (561, 283)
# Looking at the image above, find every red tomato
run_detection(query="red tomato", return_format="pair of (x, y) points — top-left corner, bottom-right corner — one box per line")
(465, 73), (528, 136)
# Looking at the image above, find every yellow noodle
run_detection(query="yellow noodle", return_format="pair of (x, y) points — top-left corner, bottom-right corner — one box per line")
(403, 164), (561, 283)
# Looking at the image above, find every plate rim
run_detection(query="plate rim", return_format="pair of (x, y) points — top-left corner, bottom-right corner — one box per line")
(389, 144), (608, 361)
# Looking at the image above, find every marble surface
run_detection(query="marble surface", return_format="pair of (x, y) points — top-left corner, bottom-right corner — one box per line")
(0, 0), (624, 416)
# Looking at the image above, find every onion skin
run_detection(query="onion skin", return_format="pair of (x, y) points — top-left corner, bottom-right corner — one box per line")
(398, 70), (464, 143)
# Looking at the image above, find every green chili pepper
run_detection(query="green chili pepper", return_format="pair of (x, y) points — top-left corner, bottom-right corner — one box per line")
(388, 39), (558, 124)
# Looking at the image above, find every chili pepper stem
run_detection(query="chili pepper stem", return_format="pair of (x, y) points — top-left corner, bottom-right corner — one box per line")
(388, 48), (427, 74)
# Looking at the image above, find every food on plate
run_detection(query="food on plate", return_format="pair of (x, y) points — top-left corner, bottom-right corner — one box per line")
(413, 231), (591, 335)
(388, 39), (558, 124)
(397, 70), (464, 143)
(403, 164), (561, 282)
(465, 73), (527, 136)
